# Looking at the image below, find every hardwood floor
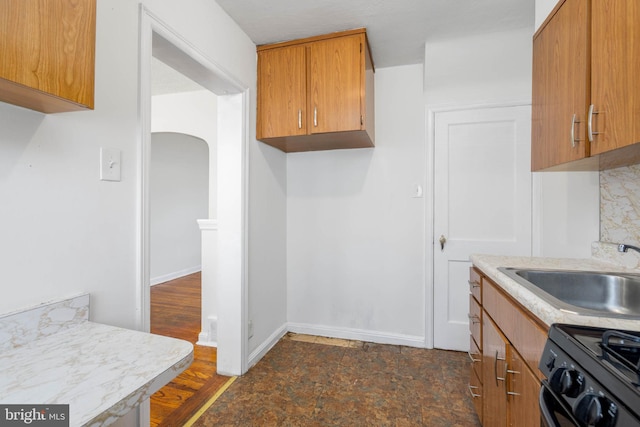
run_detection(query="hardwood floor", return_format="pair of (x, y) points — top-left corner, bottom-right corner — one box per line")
(150, 272), (230, 427)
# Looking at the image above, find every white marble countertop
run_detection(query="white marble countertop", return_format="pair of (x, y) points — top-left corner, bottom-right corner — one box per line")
(470, 254), (640, 332)
(0, 294), (193, 427)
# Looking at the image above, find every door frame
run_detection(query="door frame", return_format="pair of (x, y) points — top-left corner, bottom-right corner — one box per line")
(137, 0), (250, 378)
(425, 100), (532, 350)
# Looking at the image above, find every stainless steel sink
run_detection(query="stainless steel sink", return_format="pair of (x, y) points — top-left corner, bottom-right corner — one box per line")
(497, 267), (640, 318)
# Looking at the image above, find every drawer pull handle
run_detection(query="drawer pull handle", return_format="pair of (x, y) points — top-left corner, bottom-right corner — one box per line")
(467, 350), (481, 363)
(467, 314), (480, 324)
(468, 384), (481, 398)
(467, 280), (480, 289)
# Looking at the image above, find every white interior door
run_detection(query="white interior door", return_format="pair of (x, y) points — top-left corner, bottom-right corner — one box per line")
(433, 105), (532, 351)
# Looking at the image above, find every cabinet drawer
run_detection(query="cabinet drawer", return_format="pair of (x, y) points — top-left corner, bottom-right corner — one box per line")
(469, 334), (482, 382)
(483, 276), (547, 379)
(469, 267), (482, 303)
(469, 294), (482, 350)
(468, 363), (483, 423)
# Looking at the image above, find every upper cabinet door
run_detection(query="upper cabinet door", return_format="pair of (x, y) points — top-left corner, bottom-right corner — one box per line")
(309, 34), (363, 134)
(257, 45), (307, 139)
(590, 0), (640, 155)
(531, 0), (589, 171)
(0, 0), (96, 113)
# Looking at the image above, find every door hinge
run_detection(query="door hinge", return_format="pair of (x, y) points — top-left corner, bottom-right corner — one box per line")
(360, 115), (364, 125)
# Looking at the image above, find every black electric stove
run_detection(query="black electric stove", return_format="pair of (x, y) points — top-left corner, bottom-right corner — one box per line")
(539, 324), (640, 427)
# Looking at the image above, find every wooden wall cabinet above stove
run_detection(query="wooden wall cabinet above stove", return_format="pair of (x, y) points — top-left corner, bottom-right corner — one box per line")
(0, 0), (96, 113)
(532, 0), (640, 171)
(257, 28), (375, 153)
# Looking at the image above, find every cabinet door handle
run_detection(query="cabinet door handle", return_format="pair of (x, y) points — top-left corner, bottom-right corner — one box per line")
(468, 384), (481, 398)
(467, 280), (480, 289)
(298, 109), (302, 129)
(570, 114), (581, 148)
(588, 104), (600, 142)
(505, 364), (521, 398)
(314, 107), (318, 127)
(495, 351), (506, 386)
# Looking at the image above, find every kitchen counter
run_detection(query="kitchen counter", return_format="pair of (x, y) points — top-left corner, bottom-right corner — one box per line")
(0, 294), (193, 427)
(471, 254), (640, 332)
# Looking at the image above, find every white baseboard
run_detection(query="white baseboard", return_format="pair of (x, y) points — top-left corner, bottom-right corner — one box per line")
(247, 323), (287, 369)
(246, 324), (426, 373)
(196, 332), (217, 348)
(150, 265), (201, 286)
(287, 322), (426, 348)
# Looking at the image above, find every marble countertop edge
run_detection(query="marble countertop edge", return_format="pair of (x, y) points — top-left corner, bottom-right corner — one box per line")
(0, 295), (193, 427)
(470, 254), (640, 332)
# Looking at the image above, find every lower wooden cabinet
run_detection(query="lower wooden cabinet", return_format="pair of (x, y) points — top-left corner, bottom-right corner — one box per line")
(470, 266), (546, 427)
(482, 315), (508, 427)
(508, 347), (544, 426)
(469, 362), (483, 422)
(467, 267), (484, 423)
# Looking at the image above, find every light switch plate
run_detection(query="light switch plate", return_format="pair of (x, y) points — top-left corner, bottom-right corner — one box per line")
(411, 183), (423, 198)
(100, 148), (121, 181)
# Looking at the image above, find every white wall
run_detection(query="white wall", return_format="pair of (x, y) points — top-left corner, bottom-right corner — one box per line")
(150, 132), (208, 283)
(425, 28), (533, 106)
(0, 0), (287, 382)
(0, 0), (141, 326)
(535, 0), (558, 31)
(286, 64), (426, 345)
(152, 90), (218, 216)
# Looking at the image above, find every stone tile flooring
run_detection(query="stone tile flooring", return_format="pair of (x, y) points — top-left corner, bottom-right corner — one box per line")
(193, 333), (482, 426)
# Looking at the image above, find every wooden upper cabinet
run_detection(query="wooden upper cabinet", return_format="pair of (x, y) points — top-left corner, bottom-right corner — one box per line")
(310, 34), (362, 134)
(590, 0), (640, 155)
(0, 0), (96, 113)
(257, 45), (307, 139)
(531, 0), (588, 171)
(257, 28), (375, 153)
(532, 0), (640, 171)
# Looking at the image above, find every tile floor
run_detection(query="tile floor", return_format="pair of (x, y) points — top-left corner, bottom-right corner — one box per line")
(193, 333), (481, 426)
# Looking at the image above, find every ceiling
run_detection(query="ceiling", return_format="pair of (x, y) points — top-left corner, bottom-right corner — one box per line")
(215, 0), (535, 68)
(152, 0), (535, 94)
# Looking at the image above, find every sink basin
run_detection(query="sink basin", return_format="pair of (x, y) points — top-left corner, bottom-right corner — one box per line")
(497, 267), (640, 319)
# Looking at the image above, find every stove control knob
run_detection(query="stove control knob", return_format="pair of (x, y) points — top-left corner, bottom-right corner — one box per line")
(549, 367), (585, 397)
(574, 394), (617, 427)
(544, 354), (556, 371)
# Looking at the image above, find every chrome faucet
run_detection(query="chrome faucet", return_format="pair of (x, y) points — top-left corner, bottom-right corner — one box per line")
(618, 243), (640, 254)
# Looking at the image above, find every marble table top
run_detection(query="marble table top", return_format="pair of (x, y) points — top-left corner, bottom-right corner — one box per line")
(0, 294), (193, 427)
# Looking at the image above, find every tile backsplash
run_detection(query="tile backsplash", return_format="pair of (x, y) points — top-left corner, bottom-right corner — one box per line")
(594, 164), (640, 268)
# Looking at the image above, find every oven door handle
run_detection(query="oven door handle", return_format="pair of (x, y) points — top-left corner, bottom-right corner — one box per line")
(540, 385), (561, 427)
(540, 380), (580, 427)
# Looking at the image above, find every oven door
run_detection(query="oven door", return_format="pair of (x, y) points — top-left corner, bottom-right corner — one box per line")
(539, 380), (579, 427)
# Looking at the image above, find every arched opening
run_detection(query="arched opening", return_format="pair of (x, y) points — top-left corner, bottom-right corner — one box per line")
(149, 132), (209, 285)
